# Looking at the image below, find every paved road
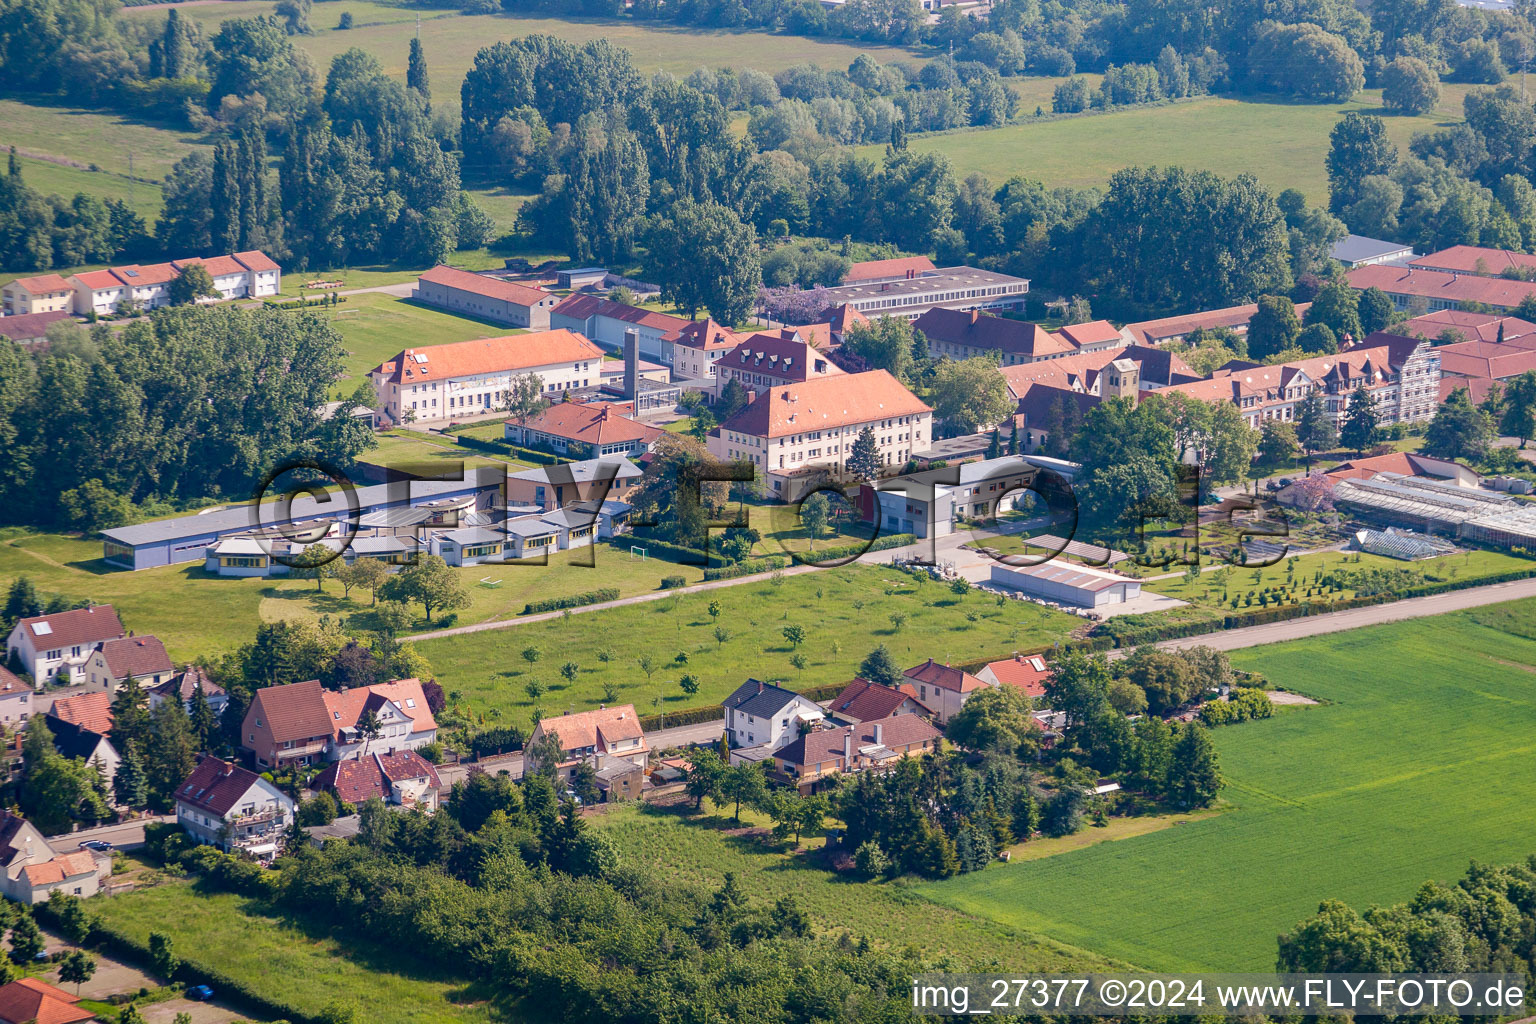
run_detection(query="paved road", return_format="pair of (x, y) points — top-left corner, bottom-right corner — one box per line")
(1113, 575), (1536, 659)
(433, 717), (726, 790)
(47, 815), (173, 855)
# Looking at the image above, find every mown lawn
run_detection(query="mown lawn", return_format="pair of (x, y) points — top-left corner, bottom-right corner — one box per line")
(325, 292), (516, 388)
(913, 598), (1536, 971)
(870, 92), (1452, 202)
(593, 800), (1123, 971)
(417, 563), (1076, 729)
(90, 881), (494, 1023)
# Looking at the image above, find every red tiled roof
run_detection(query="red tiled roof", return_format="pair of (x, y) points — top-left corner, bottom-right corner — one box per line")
(775, 713), (941, 767)
(533, 704), (646, 757)
(174, 755), (267, 816)
(419, 264), (554, 306)
(8, 274), (71, 294)
(49, 692), (113, 736)
(248, 679), (331, 743)
(827, 678), (929, 722)
(0, 664), (25, 695)
(313, 750), (440, 805)
(97, 635), (172, 680)
(367, 678), (439, 735)
(1437, 342), (1536, 380)
(915, 308), (1075, 359)
(1410, 245), (1536, 276)
(174, 255), (246, 277)
(372, 330), (604, 385)
(982, 653), (1051, 697)
(674, 318), (745, 352)
(843, 256), (936, 283)
(1346, 265), (1536, 309)
(233, 249), (280, 273)
(71, 270), (120, 289)
(154, 666), (226, 704)
(508, 400), (663, 447)
(904, 658), (988, 693)
(1014, 382), (1101, 430)
(0, 310), (71, 342)
(1121, 302), (1311, 345)
(1400, 310), (1536, 344)
(721, 333), (844, 383)
(20, 852), (97, 887)
(0, 977), (94, 1024)
(1000, 349), (1125, 396)
(552, 294), (691, 337)
(111, 263), (178, 287)
(718, 369), (930, 439)
(1054, 320), (1124, 348)
(822, 303), (868, 333)
(13, 606), (123, 650)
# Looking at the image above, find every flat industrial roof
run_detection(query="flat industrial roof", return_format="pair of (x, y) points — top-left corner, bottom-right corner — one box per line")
(992, 561), (1137, 593)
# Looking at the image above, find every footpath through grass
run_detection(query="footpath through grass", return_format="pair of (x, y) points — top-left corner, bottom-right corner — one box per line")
(90, 879), (493, 1023)
(913, 598), (1536, 971)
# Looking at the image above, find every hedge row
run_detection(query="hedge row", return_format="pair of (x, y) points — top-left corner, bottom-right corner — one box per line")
(637, 703), (725, 733)
(524, 587), (619, 614)
(467, 724), (525, 757)
(701, 556), (790, 581)
(263, 295), (346, 310)
(608, 536), (711, 566)
(798, 532), (917, 564)
(452, 433), (568, 466)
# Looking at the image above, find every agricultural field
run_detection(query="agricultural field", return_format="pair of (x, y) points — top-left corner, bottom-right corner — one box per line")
(90, 879), (493, 1023)
(416, 562), (1077, 729)
(122, 1), (929, 117)
(871, 92), (1452, 202)
(914, 599), (1536, 970)
(593, 800), (1122, 971)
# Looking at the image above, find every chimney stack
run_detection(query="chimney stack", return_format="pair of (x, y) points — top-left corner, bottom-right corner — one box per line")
(623, 329), (640, 403)
(756, 680), (764, 694)
(873, 722), (883, 745)
(843, 729), (852, 765)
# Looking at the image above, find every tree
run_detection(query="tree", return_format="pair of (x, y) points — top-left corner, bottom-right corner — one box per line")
(782, 624), (806, 648)
(1296, 391), (1339, 462)
(679, 673), (699, 696)
(290, 543), (337, 591)
(929, 356), (1014, 434)
(1340, 385), (1380, 454)
(149, 931), (177, 978)
(684, 746), (725, 809)
(58, 950), (96, 996)
(1500, 370), (1536, 446)
(644, 200), (761, 324)
(1168, 723), (1222, 807)
(57, 479), (132, 532)
(113, 741), (148, 808)
(1424, 387), (1494, 460)
(50, 890), (96, 946)
(859, 644), (904, 688)
(1259, 420), (1300, 466)
(1247, 295), (1302, 362)
(188, 683), (218, 750)
(1357, 287), (1396, 335)
(1043, 649), (1111, 728)
(145, 698), (198, 808)
(1305, 280), (1364, 344)
(1381, 56), (1440, 116)
(1248, 22), (1363, 102)
(406, 36), (429, 103)
(168, 263), (218, 307)
(846, 425), (882, 481)
(9, 912), (43, 963)
(719, 762), (767, 821)
(800, 492), (829, 547)
(843, 317), (918, 380)
(1327, 112), (1398, 214)
(378, 554), (470, 623)
(560, 661), (579, 686)
(946, 685), (1037, 754)
(501, 372), (549, 433)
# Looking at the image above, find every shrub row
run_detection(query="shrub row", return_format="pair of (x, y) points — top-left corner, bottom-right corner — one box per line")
(466, 724), (525, 757)
(659, 575), (687, 590)
(637, 703), (725, 733)
(451, 433), (568, 465)
(263, 295), (346, 310)
(701, 555), (790, 581)
(608, 536), (711, 566)
(523, 587), (619, 614)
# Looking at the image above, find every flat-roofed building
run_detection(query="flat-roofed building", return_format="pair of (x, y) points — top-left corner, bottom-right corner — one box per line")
(990, 561), (1143, 607)
(804, 265), (1028, 321)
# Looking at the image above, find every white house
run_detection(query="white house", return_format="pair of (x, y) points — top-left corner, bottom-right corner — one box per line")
(0, 667), (36, 728)
(174, 755), (296, 861)
(1, 274), (73, 316)
(721, 679), (825, 762)
(525, 704), (648, 782)
(313, 750), (442, 812)
(5, 606), (125, 683)
(0, 811), (109, 903)
(320, 679), (438, 761)
(550, 294), (691, 367)
(902, 659), (990, 725)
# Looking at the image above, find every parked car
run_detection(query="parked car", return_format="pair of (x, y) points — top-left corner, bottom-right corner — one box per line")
(79, 840), (112, 852)
(187, 985), (214, 1001)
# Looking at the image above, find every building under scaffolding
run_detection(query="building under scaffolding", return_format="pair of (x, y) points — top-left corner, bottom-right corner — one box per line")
(1332, 473), (1536, 548)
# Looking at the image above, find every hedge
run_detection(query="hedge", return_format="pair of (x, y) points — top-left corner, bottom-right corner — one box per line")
(701, 556), (790, 581)
(524, 587), (619, 614)
(799, 532), (917, 564)
(467, 724), (525, 756)
(263, 295), (346, 310)
(608, 536), (710, 566)
(638, 703), (725, 732)
(659, 575), (687, 590)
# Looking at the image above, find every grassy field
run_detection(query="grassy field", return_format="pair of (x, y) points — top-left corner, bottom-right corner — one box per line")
(595, 799), (1122, 971)
(418, 562), (1076, 729)
(324, 292), (514, 387)
(0, 98), (207, 181)
(123, 1), (927, 117)
(913, 599), (1536, 971)
(8, 155), (162, 223)
(872, 92), (1452, 202)
(90, 880), (493, 1023)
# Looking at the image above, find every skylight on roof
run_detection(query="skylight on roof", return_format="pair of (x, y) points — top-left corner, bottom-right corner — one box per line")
(31, 622), (51, 636)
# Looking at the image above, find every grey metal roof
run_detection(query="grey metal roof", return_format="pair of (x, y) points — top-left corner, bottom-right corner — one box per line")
(102, 477), (491, 548)
(349, 536), (411, 554)
(440, 526), (507, 546)
(506, 458), (642, 485)
(359, 506), (434, 529)
(722, 679), (807, 718)
(540, 507), (596, 528)
(503, 517), (559, 538)
(1331, 234), (1415, 265)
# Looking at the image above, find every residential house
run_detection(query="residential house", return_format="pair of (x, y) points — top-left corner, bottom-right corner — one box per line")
(503, 400), (663, 458)
(524, 705), (648, 782)
(0, 668), (35, 728)
(1, 275), (73, 316)
(0, 309), (72, 344)
(174, 755), (295, 861)
(551, 294), (692, 368)
(68, 270), (126, 317)
(977, 653), (1052, 700)
(370, 331), (605, 426)
(0, 977), (97, 1023)
(241, 678), (333, 769)
(821, 303), (868, 344)
(826, 677), (930, 725)
(1331, 234), (1416, 268)
(673, 318), (745, 381)
(69, 250), (280, 316)
(708, 369), (933, 498)
(104, 263), (179, 311)
(772, 715), (942, 793)
(1410, 245), (1536, 277)
(1346, 264), (1536, 312)
(903, 659), (989, 724)
(5, 606), (125, 683)
(721, 679), (824, 761)
(233, 249), (282, 297)
(1160, 332), (1441, 429)
(320, 678), (438, 761)
(502, 458), (642, 511)
(412, 264), (560, 329)
(800, 265), (1028, 321)
(714, 330), (844, 396)
(47, 692), (113, 736)
(0, 811), (109, 904)
(48, 716), (120, 793)
(82, 635), (173, 694)
(1120, 301), (1311, 348)
(313, 749), (441, 811)
(148, 666), (228, 718)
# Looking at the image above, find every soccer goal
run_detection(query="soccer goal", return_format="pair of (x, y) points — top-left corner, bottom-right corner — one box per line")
(630, 546), (647, 561)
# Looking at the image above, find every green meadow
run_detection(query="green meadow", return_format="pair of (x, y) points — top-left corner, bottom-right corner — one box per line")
(913, 599), (1536, 971)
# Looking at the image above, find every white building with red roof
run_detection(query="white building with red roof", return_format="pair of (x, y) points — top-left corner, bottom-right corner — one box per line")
(1346, 264), (1536, 313)
(82, 634), (173, 694)
(1121, 301), (1310, 348)
(903, 658), (990, 724)
(369, 330), (605, 425)
(313, 749), (441, 811)
(714, 329), (844, 396)
(826, 678), (931, 725)
(174, 755), (295, 860)
(673, 318), (746, 380)
(503, 399), (663, 458)
(525, 704), (648, 782)
(320, 678), (439, 761)
(0, 976), (97, 1023)
(915, 308), (1124, 366)
(67, 250), (280, 315)
(5, 605), (124, 683)
(709, 369), (932, 497)
(1, 274), (73, 315)
(413, 264), (560, 329)
(0, 810), (110, 904)
(771, 714), (941, 793)
(977, 652), (1052, 699)
(551, 294), (692, 368)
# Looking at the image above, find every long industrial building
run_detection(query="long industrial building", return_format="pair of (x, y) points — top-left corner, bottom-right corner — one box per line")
(989, 561), (1143, 607)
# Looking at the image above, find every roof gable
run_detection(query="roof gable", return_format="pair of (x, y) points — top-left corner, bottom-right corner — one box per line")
(248, 678), (331, 742)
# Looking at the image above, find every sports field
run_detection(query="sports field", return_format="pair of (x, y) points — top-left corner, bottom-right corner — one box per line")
(914, 599), (1536, 971)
